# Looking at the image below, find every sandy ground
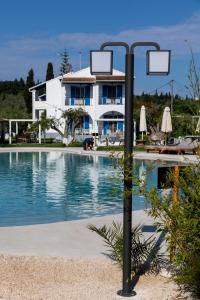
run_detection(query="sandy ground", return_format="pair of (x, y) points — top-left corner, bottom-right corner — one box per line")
(0, 255), (184, 300)
(0, 211), (185, 299)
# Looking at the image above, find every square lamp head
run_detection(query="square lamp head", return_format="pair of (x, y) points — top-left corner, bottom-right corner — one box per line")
(146, 50), (171, 75)
(90, 50), (113, 75)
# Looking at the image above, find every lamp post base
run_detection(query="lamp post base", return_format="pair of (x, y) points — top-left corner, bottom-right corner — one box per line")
(117, 290), (136, 297)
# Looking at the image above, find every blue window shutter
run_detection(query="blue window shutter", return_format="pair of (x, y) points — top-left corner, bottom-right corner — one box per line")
(117, 121), (123, 131)
(102, 85), (108, 104)
(85, 86), (90, 106)
(71, 86), (75, 105)
(117, 85), (122, 104)
(103, 121), (109, 135)
(84, 115), (89, 129)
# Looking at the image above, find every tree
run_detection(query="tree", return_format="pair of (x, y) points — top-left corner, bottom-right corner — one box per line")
(24, 68), (35, 114)
(36, 107), (85, 145)
(184, 41), (200, 115)
(147, 163), (200, 297)
(29, 111), (52, 143)
(46, 62), (54, 81)
(60, 49), (72, 75)
(62, 107), (85, 141)
(0, 78), (25, 95)
(0, 94), (28, 119)
(185, 44), (200, 101)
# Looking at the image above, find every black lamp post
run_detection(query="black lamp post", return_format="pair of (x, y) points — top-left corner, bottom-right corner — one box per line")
(90, 42), (171, 297)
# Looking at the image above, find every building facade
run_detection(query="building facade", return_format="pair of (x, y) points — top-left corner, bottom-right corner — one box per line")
(30, 67), (125, 138)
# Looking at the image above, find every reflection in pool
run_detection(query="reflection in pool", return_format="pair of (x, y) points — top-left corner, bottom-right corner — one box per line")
(0, 152), (161, 226)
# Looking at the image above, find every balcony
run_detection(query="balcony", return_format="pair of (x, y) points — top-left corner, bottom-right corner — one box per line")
(74, 99), (84, 105)
(65, 98), (91, 106)
(34, 93), (46, 102)
(99, 97), (123, 105)
(75, 128), (90, 135)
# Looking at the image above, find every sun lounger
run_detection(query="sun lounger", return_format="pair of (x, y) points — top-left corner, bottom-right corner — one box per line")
(145, 138), (199, 155)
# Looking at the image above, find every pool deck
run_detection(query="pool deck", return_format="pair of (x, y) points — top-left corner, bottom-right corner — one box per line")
(0, 146), (197, 257)
(0, 210), (161, 257)
(0, 147), (191, 299)
(0, 146), (199, 163)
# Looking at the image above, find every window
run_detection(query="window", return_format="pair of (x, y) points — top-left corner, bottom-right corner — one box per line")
(107, 86), (116, 98)
(75, 87), (85, 98)
(102, 85), (122, 98)
(71, 86), (91, 99)
(102, 111), (123, 119)
(70, 86), (91, 106)
(101, 85), (123, 104)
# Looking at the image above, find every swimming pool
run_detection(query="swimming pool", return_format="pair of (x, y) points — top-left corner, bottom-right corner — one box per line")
(0, 151), (160, 226)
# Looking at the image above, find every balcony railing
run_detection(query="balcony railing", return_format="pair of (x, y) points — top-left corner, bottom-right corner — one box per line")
(74, 99), (84, 105)
(75, 128), (90, 135)
(99, 97), (123, 105)
(65, 98), (90, 106)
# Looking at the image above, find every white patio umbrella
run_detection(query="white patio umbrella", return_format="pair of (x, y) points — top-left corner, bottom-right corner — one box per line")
(161, 106), (172, 144)
(139, 105), (147, 140)
(161, 106), (172, 133)
(195, 116), (200, 133)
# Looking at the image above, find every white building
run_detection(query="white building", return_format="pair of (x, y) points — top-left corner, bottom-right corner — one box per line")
(30, 67), (125, 138)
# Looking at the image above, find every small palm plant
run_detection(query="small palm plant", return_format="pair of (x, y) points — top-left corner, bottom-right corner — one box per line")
(88, 222), (163, 276)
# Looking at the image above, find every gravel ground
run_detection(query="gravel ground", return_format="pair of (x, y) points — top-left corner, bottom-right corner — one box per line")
(0, 255), (186, 300)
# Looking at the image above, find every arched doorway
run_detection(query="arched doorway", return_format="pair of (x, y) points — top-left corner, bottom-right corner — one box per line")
(98, 111), (124, 135)
(75, 113), (92, 135)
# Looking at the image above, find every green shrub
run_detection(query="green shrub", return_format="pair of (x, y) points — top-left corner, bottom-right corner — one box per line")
(146, 162), (200, 297)
(88, 222), (162, 276)
(42, 138), (55, 143)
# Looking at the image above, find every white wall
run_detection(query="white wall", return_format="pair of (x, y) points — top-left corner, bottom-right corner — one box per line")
(32, 78), (125, 136)
(46, 78), (63, 119)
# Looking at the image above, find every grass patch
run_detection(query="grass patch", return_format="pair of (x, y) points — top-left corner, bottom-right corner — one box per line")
(96, 145), (145, 152)
(97, 145), (124, 151)
(67, 141), (83, 147)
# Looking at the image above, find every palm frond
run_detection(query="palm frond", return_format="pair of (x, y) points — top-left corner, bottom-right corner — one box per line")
(88, 222), (163, 275)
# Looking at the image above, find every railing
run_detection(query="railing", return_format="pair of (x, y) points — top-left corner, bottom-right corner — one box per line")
(75, 128), (90, 135)
(65, 98), (91, 106)
(99, 97), (123, 105)
(74, 99), (84, 105)
(35, 96), (46, 101)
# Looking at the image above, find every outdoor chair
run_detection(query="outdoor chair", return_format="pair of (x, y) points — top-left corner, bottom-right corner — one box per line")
(108, 136), (121, 146)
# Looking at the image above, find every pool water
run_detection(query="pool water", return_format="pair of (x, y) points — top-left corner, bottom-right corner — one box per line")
(0, 152), (159, 226)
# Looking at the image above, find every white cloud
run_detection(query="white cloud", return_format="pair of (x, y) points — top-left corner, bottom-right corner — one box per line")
(1, 11), (200, 79)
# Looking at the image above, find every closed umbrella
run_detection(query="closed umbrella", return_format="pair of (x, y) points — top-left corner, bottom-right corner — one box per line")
(161, 107), (172, 133)
(139, 105), (147, 140)
(161, 107), (172, 144)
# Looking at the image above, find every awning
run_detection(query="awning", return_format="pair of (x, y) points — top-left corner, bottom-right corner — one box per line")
(62, 77), (95, 84)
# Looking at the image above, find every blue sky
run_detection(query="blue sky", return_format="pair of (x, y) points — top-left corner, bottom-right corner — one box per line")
(0, 0), (200, 95)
